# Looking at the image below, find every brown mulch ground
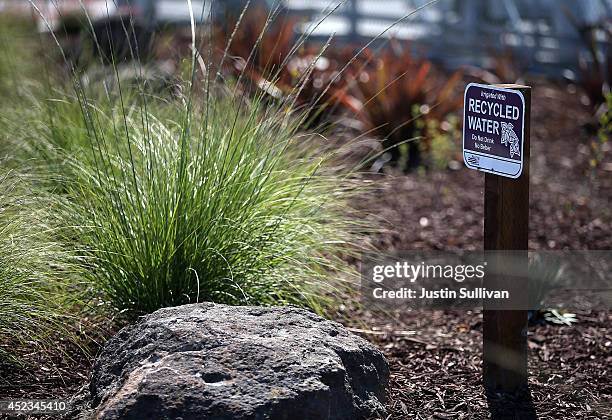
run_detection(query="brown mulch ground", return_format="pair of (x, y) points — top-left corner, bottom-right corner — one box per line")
(343, 309), (611, 419)
(352, 82), (611, 252)
(0, 347), (90, 401)
(345, 80), (611, 419)
(0, 314), (118, 416)
(1, 81), (610, 419)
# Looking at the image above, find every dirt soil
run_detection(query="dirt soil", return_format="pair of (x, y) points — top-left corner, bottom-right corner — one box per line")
(345, 80), (611, 419)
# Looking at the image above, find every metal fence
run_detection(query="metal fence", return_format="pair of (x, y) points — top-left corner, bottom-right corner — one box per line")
(280, 0), (611, 77)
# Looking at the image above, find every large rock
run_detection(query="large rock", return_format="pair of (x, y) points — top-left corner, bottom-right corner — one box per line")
(85, 303), (389, 419)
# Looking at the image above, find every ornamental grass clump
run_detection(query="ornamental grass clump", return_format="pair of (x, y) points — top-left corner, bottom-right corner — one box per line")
(2, 2), (376, 319)
(60, 83), (366, 317)
(0, 172), (78, 365)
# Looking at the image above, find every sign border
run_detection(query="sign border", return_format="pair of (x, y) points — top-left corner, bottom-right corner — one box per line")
(462, 83), (526, 179)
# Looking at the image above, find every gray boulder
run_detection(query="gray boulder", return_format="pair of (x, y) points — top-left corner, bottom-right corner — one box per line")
(85, 303), (389, 419)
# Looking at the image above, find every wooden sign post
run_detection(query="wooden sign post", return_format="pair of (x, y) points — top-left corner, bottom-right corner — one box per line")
(483, 85), (530, 392)
(463, 84), (531, 392)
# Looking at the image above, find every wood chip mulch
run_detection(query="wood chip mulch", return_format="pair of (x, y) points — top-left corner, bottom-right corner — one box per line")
(342, 309), (611, 419)
(344, 80), (611, 419)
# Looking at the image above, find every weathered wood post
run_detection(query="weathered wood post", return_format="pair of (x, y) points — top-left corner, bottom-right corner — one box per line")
(483, 84), (530, 392)
(463, 84), (531, 393)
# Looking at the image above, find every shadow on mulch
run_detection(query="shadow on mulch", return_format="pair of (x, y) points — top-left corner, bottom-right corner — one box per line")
(486, 388), (537, 420)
